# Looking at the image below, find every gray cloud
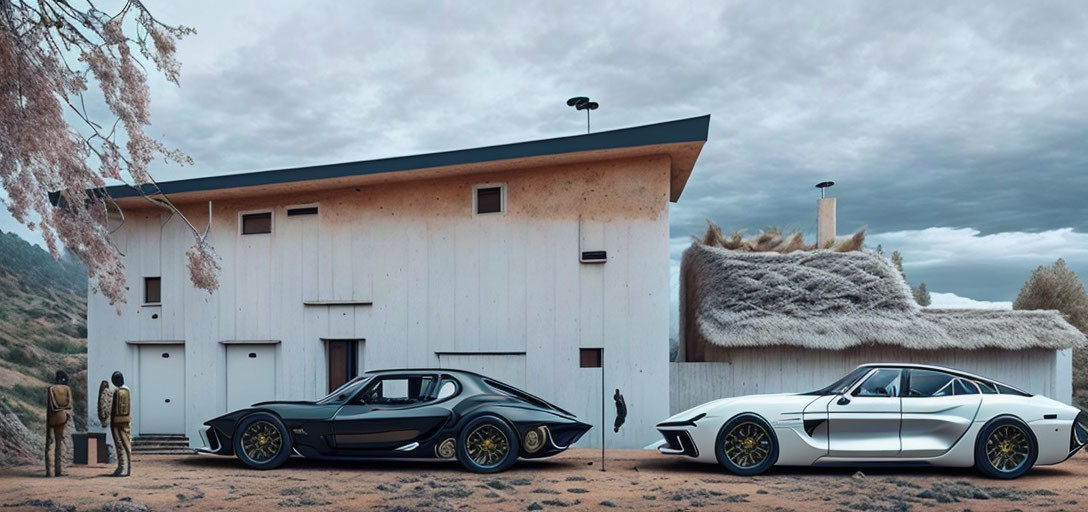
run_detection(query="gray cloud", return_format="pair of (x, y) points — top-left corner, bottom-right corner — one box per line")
(7, 1), (1088, 335)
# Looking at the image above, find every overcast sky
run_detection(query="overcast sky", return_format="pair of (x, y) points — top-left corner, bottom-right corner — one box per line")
(4, 1), (1088, 336)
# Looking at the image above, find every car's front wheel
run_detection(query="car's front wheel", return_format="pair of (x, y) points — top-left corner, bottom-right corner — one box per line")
(975, 417), (1037, 479)
(714, 414), (778, 476)
(234, 413), (292, 470)
(456, 415), (520, 473)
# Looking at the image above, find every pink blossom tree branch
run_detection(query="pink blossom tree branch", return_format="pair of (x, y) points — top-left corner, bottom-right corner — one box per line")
(0, 0), (219, 310)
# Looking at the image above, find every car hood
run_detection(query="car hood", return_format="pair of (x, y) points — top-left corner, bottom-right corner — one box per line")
(206, 401), (338, 425)
(660, 393), (818, 425)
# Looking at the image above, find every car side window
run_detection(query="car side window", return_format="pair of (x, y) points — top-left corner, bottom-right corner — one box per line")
(953, 379), (979, 395)
(355, 375), (436, 406)
(853, 369), (901, 397)
(975, 381), (998, 394)
(435, 379), (458, 400)
(908, 370), (955, 397)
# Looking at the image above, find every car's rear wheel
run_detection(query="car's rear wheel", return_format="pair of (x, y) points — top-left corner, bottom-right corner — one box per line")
(457, 415), (519, 473)
(715, 414), (778, 476)
(234, 413), (292, 470)
(975, 417), (1037, 479)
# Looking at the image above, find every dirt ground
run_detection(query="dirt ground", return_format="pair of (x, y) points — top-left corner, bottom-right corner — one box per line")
(1, 449), (1087, 511)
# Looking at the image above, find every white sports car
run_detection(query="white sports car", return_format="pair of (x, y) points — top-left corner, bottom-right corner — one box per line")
(654, 363), (1088, 479)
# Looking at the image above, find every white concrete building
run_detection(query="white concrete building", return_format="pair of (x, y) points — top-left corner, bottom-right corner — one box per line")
(86, 116), (710, 448)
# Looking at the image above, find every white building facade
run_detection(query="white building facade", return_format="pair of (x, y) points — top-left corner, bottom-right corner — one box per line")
(86, 116), (710, 448)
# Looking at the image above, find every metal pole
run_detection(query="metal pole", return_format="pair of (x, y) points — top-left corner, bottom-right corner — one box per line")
(600, 349), (605, 471)
(586, 110), (591, 134)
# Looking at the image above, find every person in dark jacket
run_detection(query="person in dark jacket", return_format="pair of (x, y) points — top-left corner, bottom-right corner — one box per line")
(102, 371), (132, 477)
(45, 370), (72, 477)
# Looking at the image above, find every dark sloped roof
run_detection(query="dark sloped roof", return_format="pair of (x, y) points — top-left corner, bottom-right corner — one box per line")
(97, 115), (710, 203)
(680, 242), (1086, 352)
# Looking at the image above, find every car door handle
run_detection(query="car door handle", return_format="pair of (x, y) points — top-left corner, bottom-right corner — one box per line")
(837, 396), (851, 406)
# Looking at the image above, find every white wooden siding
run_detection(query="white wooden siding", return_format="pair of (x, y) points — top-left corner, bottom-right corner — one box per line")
(86, 156), (673, 448)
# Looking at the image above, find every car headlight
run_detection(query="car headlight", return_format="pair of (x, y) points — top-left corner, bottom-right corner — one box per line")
(524, 426), (547, 453)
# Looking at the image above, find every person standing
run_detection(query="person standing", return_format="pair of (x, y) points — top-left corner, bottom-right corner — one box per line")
(105, 371), (132, 477)
(45, 370), (72, 477)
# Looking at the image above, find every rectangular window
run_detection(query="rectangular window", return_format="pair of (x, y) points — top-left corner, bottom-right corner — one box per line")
(144, 277), (161, 304)
(579, 348), (602, 368)
(475, 185), (504, 214)
(241, 212), (272, 234)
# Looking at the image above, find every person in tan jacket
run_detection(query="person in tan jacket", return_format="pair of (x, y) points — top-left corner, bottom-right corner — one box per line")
(99, 371), (132, 477)
(45, 370), (72, 477)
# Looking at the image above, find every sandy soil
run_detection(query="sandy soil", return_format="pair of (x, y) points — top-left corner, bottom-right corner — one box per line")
(1, 449), (1087, 511)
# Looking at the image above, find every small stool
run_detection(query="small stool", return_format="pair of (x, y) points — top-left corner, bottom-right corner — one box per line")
(72, 432), (109, 465)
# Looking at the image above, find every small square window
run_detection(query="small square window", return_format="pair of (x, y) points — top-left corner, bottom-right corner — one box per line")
(475, 186), (503, 214)
(579, 348), (602, 368)
(242, 212), (272, 234)
(144, 277), (161, 304)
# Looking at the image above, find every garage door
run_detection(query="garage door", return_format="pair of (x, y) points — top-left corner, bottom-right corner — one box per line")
(437, 353), (526, 388)
(138, 344), (185, 434)
(226, 344), (277, 411)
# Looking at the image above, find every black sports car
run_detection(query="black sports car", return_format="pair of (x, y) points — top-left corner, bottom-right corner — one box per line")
(197, 369), (592, 473)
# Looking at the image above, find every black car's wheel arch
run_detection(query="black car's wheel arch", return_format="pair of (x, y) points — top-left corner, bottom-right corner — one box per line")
(974, 414), (1038, 479)
(455, 413), (522, 473)
(232, 411), (293, 470)
(714, 412), (780, 475)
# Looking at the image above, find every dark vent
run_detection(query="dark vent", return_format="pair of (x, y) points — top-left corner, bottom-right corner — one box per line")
(249, 352), (257, 358)
(581, 250), (607, 263)
(287, 207), (318, 216)
(161, 353), (169, 358)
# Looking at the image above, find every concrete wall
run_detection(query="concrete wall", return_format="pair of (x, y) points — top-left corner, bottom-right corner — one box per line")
(670, 346), (1071, 415)
(87, 154), (673, 449)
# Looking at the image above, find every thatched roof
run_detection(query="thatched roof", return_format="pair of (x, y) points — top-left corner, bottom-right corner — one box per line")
(680, 242), (1086, 356)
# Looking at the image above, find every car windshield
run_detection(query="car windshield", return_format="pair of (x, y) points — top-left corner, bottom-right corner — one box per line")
(316, 376), (371, 405)
(805, 367), (871, 395)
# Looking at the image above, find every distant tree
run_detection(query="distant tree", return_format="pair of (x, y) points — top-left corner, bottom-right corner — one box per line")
(0, 0), (216, 309)
(913, 282), (931, 307)
(874, 244), (883, 255)
(890, 250), (905, 275)
(1013, 259), (1088, 409)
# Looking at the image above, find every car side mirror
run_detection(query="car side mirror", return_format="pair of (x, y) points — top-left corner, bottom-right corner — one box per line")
(837, 396), (851, 406)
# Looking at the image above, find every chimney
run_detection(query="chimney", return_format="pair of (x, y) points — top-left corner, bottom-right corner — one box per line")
(816, 181), (836, 248)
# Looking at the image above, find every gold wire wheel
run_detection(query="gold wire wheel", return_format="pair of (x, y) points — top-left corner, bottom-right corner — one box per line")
(466, 424), (510, 468)
(723, 421), (771, 469)
(985, 424), (1031, 472)
(241, 420), (283, 463)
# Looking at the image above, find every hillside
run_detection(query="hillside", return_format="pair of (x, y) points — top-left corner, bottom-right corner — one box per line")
(0, 230), (88, 466)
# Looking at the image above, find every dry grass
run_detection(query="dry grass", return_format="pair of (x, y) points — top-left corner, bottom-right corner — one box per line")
(697, 220), (865, 253)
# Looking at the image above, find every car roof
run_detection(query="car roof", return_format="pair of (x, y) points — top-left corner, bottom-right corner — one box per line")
(856, 363), (1031, 395)
(363, 368), (486, 378)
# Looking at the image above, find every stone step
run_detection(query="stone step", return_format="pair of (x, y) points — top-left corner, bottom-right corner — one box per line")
(133, 449), (196, 455)
(133, 439), (190, 444)
(133, 444), (192, 451)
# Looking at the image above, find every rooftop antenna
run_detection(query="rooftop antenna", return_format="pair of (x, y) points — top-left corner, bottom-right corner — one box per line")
(567, 96), (599, 133)
(815, 181), (835, 198)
